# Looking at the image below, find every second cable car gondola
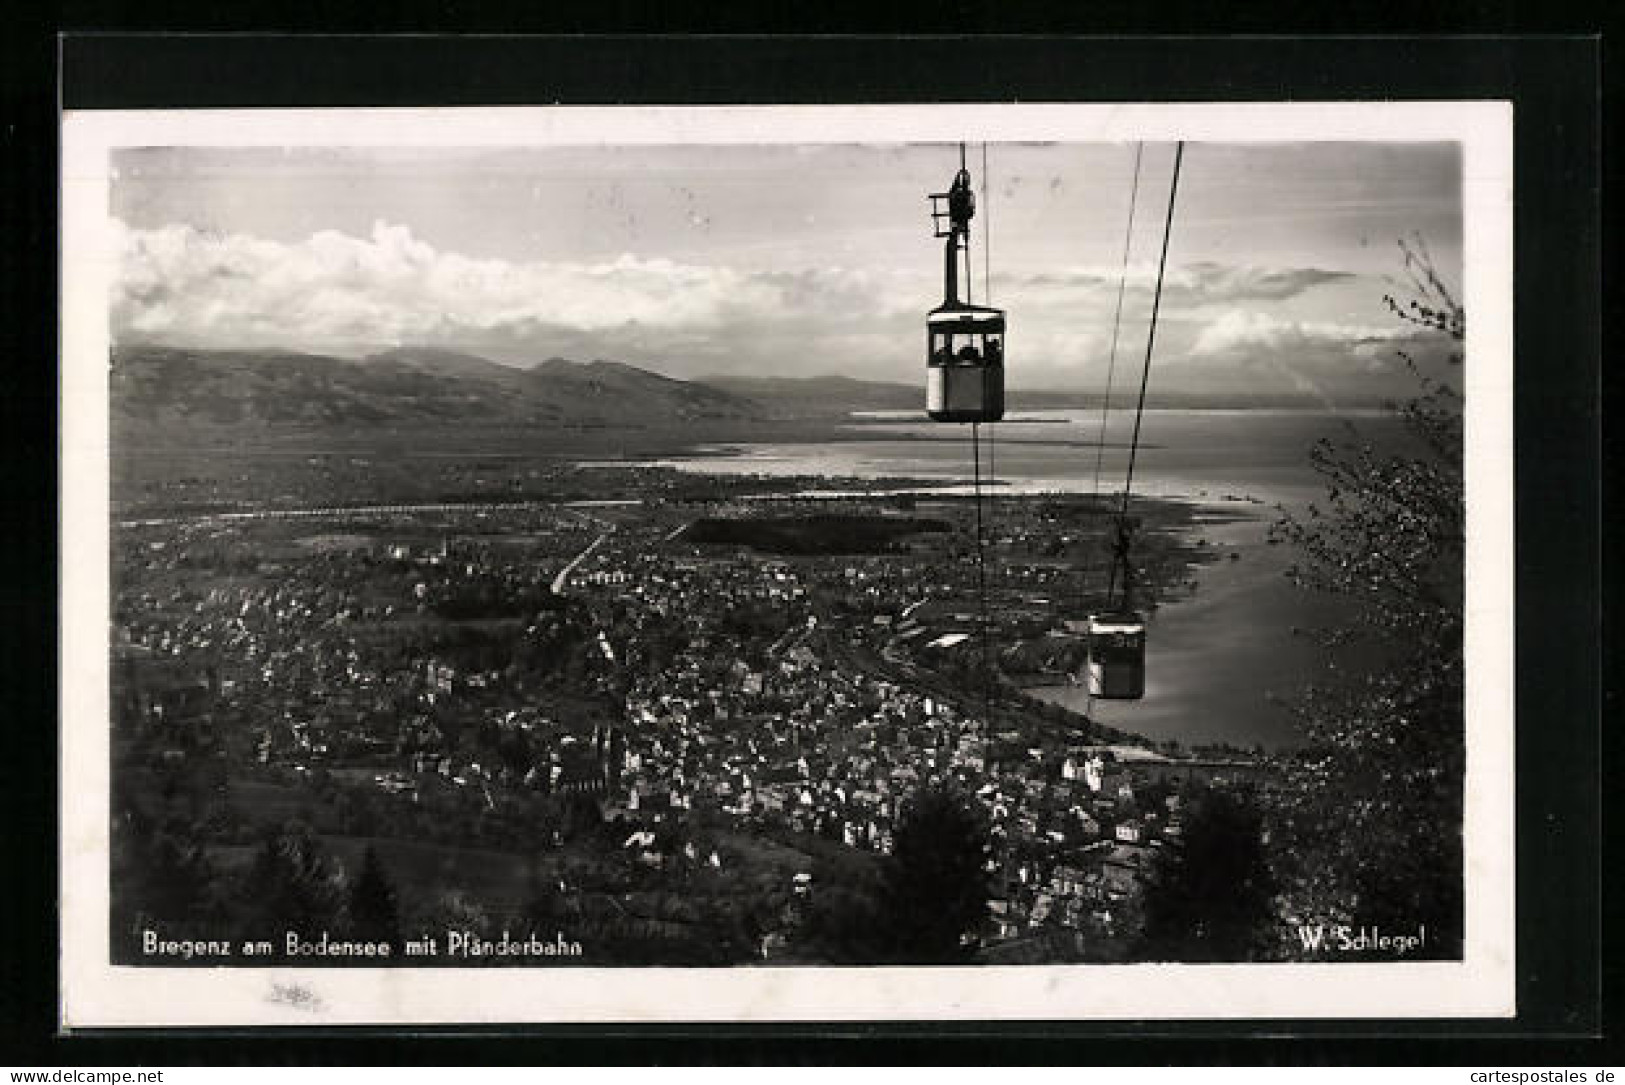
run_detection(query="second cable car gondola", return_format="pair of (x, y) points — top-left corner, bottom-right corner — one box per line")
(1084, 610), (1145, 700)
(926, 160), (1005, 423)
(1079, 517), (1147, 700)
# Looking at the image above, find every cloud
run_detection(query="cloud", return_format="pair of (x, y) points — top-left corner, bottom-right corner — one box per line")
(112, 218), (1430, 396)
(1188, 310), (1405, 362)
(1164, 308), (1454, 404)
(1004, 261), (1355, 309)
(111, 219), (927, 366)
(1170, 262), (1357, 305)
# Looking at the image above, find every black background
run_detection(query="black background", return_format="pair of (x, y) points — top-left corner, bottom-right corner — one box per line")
(1, 13), (1611, 1067)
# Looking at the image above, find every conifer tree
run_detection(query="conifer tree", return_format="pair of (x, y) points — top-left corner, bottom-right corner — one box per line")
(235, 820), (345, 946)
(347, 844), (402, 948)
(880, 782), (991, 963)
(1137, 785), (1279, 961)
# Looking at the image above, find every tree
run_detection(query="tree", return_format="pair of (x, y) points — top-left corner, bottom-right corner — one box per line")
(1136, 785), (1279, 961)
(1269, 238), (1465, 958)
(879, 782), (991, 963)
(109, 805), (222, 958)
(347, 845), (402, 949)
(234, 820), (346, 947)
(559, 789), (604, 841)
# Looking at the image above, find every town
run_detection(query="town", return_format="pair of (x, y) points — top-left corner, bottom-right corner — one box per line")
(112, 457), (1272, 965)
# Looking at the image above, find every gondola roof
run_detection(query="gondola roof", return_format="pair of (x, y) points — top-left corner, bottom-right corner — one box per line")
(927, 301), (1006, 322)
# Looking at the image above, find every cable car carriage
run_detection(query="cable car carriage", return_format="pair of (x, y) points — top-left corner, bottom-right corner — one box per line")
(1085, 611), (1146, 700)
(927, 304), (1005, 422)
(926, 162), (1005, 423)
(1080, 518), (1146, 700)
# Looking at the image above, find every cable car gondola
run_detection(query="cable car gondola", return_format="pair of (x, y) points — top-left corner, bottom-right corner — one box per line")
(926, 158), (1005, 423)
(1085, 611), (1145, 700)
(1082, 517), (1147, 701)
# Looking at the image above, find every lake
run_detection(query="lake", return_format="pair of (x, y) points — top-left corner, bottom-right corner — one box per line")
(652, 408), (1410, 752)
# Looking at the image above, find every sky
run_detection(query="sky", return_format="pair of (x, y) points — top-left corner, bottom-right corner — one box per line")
(110, 141), (1463, 400)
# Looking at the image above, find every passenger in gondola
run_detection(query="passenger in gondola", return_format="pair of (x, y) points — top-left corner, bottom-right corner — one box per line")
(957, 343), (982, 366)
(985, 337), (1003, 366)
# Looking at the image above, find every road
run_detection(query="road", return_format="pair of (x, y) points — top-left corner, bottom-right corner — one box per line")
(818, 622), (1088, 747)
(551, 532), (610, 596)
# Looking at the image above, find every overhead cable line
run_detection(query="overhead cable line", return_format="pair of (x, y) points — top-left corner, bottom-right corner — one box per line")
(1086, 142), (1145, 622)
(1108, 141), (1185, 609)
(1090, 142), (1145, 506)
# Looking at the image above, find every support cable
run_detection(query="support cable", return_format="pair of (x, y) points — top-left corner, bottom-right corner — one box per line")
(956, 142), (997, 731)
(982, 142), (992, 309)
(1108, 141), (1185, 609)
(1090, 143), (1145, 505)
(960, 142), (974, 306)
(1087, 142), (1144, 623)
(984, 142), (997, 492)
(971, 421), (993, 730)
(981, 142), (999, 725)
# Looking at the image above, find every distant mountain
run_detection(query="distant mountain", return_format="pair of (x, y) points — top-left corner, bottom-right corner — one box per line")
(364, 346), (532, 385)
(696, 374), (923, 417)
(111, 345), (763, 428)
(527, 357), (751, 416)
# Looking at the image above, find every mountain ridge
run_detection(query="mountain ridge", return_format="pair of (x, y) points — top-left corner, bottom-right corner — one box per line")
(112, 345), (762, 428)
(112, 344), (1385, 430)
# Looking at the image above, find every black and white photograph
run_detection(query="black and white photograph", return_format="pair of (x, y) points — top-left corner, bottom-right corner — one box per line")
(58, 103), (1515, 1025)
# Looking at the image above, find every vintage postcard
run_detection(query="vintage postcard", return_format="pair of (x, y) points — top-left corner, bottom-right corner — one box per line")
(60, 102), (1514, 1026)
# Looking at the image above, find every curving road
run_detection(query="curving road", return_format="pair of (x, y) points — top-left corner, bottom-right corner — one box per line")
(551, 532), (609, 596)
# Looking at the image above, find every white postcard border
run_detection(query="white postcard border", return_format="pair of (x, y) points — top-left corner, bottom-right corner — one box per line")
(60, 101), (1515, 1027)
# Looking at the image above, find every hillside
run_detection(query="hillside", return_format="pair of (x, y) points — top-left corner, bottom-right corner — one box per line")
(696, 374), (922, 417)
(110, 346), (763, 428)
